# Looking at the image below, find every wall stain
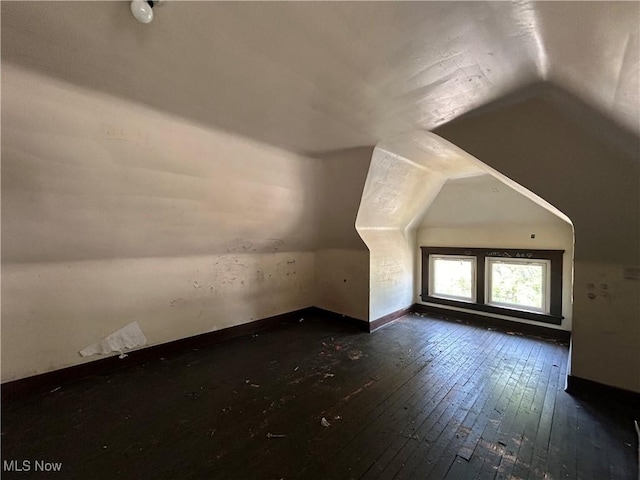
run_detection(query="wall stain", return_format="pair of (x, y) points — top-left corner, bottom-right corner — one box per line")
(223, 238), (284, 254)
(170, 298), (188, 308)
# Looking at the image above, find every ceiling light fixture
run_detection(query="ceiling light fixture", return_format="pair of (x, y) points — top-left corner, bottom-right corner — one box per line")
(131, 0), (160, 24)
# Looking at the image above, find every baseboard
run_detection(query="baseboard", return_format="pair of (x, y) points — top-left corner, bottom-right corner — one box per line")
(370, 306), (412, 332)
(412, 303), (571, 342)
(1, 302), (571, 404)
(1, 307), (320, 404)
(566, 375), (640, 405)
(305, 306), (369, 332)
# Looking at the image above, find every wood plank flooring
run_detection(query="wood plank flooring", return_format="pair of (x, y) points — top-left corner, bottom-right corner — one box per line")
(1, 312), (637, 479)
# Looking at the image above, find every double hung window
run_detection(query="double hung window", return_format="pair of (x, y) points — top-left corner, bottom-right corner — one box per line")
(421, 247), (563, 324)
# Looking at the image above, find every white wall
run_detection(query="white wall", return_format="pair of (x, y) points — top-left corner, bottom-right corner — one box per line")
(364, 228), (416, 320)
(315, 249), (369, 321)
(1, 65), (320, 382)
(356, 133), (487, 321)
(313, 148), (372, 321)
(572, 260), (640, 389)
(2, 254), (314, 382)
(416, 174), (574, 331)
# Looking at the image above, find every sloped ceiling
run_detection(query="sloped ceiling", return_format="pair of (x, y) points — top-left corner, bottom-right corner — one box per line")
(3, 1), (637, 155)
(435, 95), (639, 263)
(536, 1), (639, 135)
(419, 174), (571, 228)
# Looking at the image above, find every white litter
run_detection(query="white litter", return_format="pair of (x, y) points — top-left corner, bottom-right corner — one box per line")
(79, 321), (147, 358)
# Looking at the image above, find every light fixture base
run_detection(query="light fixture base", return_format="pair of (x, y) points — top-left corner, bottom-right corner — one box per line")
(131, 0), (154, 24)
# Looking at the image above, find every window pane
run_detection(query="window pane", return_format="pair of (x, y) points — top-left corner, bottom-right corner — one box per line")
(490, 262), (544, 310)
(432, 257), (474, 300)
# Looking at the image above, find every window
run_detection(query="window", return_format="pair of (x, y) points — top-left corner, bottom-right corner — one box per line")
(429, 255), (476, 302)
(486, 258), (550, 313)
(420, 247), (563, 324)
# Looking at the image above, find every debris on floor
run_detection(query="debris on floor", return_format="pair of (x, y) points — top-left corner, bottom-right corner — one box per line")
(324, 373), (334, 378)
(321, 417), (331, 427)
(299, 318), (304, 323)
(79, 321), (148, 358)
(348, 350), (364, 360)
(266, 433), (287, 439)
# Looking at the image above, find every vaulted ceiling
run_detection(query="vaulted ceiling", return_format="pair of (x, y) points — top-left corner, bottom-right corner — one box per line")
(2, 1), (638, 155)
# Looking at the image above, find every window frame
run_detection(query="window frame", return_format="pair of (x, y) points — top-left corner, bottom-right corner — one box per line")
(485, 257), (551, 314)
(428, 254), (477, 303)
(420, 247), (564, 325)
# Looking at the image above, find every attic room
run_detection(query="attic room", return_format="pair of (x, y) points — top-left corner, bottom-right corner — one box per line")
(1, 1), (638, 479)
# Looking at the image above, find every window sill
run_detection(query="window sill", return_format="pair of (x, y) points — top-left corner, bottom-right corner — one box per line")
(420, 295), (563, 325)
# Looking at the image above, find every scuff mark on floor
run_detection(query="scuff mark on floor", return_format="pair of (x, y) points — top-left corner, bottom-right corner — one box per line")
(341, 380), (375, 403)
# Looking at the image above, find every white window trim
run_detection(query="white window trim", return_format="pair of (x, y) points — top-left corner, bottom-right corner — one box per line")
(428, 254), (477, 303)
(485, 258), (551, 314)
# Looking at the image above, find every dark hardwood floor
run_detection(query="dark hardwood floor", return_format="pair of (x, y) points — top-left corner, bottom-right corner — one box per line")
(1, 312), (637, 479)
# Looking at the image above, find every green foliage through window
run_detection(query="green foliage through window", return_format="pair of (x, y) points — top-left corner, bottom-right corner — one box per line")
(432, 257), (474, 300)
(490, 262), (544, 310)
